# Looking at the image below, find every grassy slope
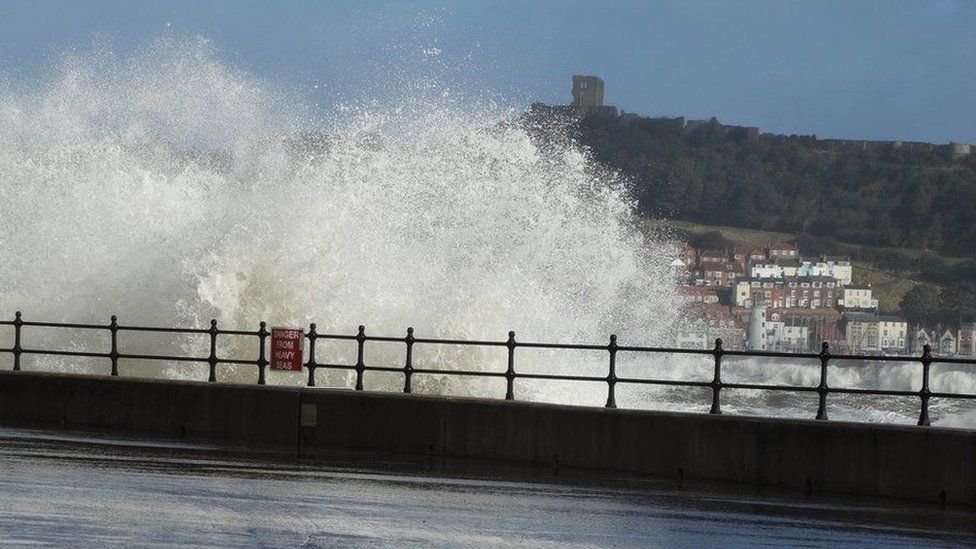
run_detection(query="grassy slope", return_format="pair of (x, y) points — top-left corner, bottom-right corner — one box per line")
(650, 219), (939, 313)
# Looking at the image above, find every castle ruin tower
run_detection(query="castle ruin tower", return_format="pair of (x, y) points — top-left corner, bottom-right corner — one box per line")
(571, 75), (605, 108)
(950, 142), (972, 160)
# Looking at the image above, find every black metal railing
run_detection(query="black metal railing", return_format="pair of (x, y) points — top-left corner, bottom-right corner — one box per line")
(2, 310), (975, 427)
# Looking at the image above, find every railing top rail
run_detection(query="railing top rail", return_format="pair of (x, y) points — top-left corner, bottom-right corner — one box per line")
(1, 311), (974, 358)
(313, 333), (358, 340)
(118, 325), (210, 334)
(9, 314), (976, 365)
(409, 337), (508, 347)
(20, 320), (107, 330)
(517, 341), (609, 351)
(357, 335), (405, 343)
(217, 329), (261, 337)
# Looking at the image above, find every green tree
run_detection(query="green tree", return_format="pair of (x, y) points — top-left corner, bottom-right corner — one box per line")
(899, 285), (942, 324)
(939, 282), (976, 322)
(566, 110), (976, 262)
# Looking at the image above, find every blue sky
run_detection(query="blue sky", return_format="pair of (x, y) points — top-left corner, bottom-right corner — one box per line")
(1, 0), (974, 143)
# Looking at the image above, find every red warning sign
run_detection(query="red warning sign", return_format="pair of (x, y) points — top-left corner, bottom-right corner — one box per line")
(270, 327), (304, 371)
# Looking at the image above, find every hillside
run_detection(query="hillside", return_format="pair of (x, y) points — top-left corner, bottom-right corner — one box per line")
(571, 113), (976, 261)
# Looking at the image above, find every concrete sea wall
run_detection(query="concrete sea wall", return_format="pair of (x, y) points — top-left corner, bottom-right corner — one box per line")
(0, 370), (973, 506)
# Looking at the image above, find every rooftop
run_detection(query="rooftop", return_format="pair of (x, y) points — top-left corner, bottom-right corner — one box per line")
(845, 312), (907, 323)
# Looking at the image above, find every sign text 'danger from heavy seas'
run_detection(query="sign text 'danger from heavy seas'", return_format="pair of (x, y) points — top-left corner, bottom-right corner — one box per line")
(271, 327), (303, 371)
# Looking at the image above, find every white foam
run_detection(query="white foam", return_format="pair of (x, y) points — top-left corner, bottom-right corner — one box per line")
(0, 39), (687, 403)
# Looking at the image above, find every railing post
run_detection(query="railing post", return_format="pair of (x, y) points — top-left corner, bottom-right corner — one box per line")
(109, 315), (119, 377)
(306, 323), (317, 387)
(606, 334), (617, 408)
(257, 321), (268, 385)
(12, 311), (22, 371)
(355, 325), (366, 391)
(505, 331), (516, 400)
(816, 342), (830, 420)
(403, 327), (414, 393)
(207, 319), (218, 383)
(918, 344), (932, 426)
(710, 338), (723, 415)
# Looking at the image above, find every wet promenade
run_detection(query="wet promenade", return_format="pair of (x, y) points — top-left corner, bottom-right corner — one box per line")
(0, 428), (973, 548)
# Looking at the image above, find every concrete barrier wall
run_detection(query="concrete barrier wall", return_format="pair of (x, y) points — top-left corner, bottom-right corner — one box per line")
(0, 371), (300, 448)
(1, 371), (974, 506)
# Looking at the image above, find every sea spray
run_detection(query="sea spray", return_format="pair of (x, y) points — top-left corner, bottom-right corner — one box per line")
(0, 40), (688, 404)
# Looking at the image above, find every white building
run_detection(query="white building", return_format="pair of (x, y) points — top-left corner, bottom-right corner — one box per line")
(747, 307), (767, 350)
(839, 286), (878, 310)
(736, 279), (756, 307)
(750, 258), (851, 286)
(775, 316), (810, 352)
(846, 313), (907, 354)
(878, 316), (908, 352)
(747, 308), (810, 352)
(911, 327), (936, 353)
(749, 259), (799, 279)
(797, 259), (852, 285)
(939, 329), (958, 356)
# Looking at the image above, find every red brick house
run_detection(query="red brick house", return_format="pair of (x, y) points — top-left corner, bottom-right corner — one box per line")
(735, 276), (841, 309)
